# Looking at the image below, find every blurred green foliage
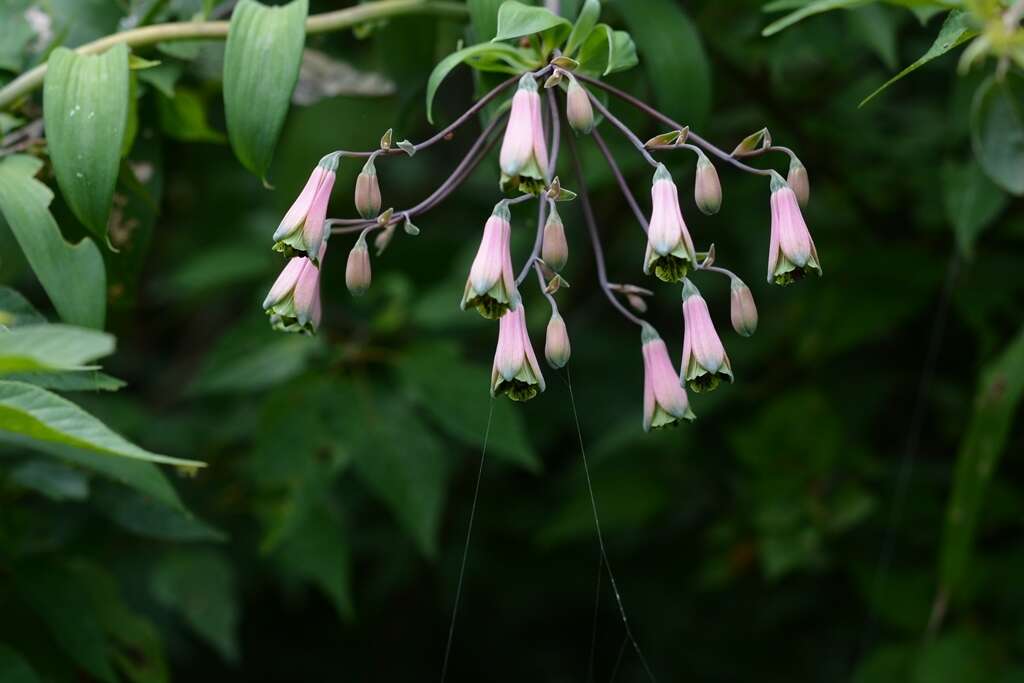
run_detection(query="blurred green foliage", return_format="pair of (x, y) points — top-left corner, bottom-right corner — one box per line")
(1, 1), (1024, 681)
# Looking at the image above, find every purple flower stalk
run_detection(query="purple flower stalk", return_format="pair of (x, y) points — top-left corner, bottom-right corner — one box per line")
(768, 171), (821, 285)
(499, 74), (549, 193)
(641, 323), (695, 430)
(263, 241), (327, 334)
(461, 201), (518, 319)
(492, 304), (545, 401)
(644, 164), (697, 283)
(680, 278), (733, 393)
(273, 152), (339, 265)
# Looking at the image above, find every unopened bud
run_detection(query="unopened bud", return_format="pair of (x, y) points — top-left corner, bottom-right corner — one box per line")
(346, 233), (372, 296)
(626, 294), (648, 313)
(545, 312), (571, 369)
(542, 207), (568, 272)
(787, 158), (810, 207)
(354, 157), (382, 219)
(374, 223), (396, 255)
(566, 77), (594, 135)
(694, 155), (721, 216)
(729, 277), (758, 337)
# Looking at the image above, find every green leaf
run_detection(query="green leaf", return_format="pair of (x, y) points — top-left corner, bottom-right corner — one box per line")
(0, 287), (46, 327)
(468, 0), (504, 41)
(2, 371), (126, 392)
(576, 24), (637, 77)
(91, 482), (226, 542)
(0, 324), (114, 375)
(42, 44), (130, 238)
(0, 5), (33, 73)
(942, 159), (1008, 258)
(395, 341), (540, 472)
(617, 0), (709, 126)
(14, 562), (117, 682)
(860, 10), (977, 107)
(971, 73), (1024, 196)
(0, 156), (106, 329)
(0, 644), (40, 683)
(10, 459), (90, 501)
(492, 1), (572, 46)
(564, 0), (600, 56)
(157, 88), (226, 143)
(936, 325), (1024, 606)
(0, 380), (205, 468)
(349, 390), (451, 557)
(223, 0), (308, 180)
(136, 61), (183, 98)
(150, 549), (239, 662)
(426, 42), (532, 124)
(275, 503), (353, 620)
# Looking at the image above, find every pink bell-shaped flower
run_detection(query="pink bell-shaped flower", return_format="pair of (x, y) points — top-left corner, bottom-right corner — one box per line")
(491, 304), (545, 401)
(272, 152), (339, 265)
(680, 278), (733, 393)
(461, 202), (518, 319)
(643, 164), (697, 283)
(641, 323), (694, 430)
(767, 171), (821, 285)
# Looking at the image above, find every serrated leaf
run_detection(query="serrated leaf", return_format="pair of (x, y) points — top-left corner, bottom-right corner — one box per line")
(971, 73), (1024, 196)
(492, 1), (572, 47)
(0, 380), (205, 468)
(860, 10), (977, 107)
(395, 342), (540, 472)
(936, 325), (1024, 605)
(223, 0), (308, 180)
(0, 155), (106, 329)
(150, 549), (239, 662)
(942, 159), (1007, 258)
(43, 44), (130, 238)
(426, 42), (532, 124)
(565, 0), (600, 56)
(0, 324), (114, 375)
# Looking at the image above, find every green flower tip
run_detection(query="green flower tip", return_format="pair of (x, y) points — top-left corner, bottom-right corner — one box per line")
(492, 200), (511, 222)
(654, 163), (672, 183)
(640, 322), (660, 345)
(769, 170), (788, 193)
(518, 73), (538, 91)
(319, 151), (342, 172)
(680, 278), (700, 301)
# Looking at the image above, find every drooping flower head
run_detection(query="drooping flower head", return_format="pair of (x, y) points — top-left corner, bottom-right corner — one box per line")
(272, 152), (339, 265)
(544, 310), (571, 369)
(641, 323), (695, 431)
(263, 241), (327, 334)
(680, 278), (733, 393)
(499, 74), (549, 193)
(644, 164), (697, 283)
(491, 304), (545, 401)
(461, 201), (518, 319)
(768, 171), (821, 286)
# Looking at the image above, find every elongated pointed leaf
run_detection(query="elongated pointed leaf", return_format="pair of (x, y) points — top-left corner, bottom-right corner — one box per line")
(223, 0), (308, 180)
(43, 44), (130, 238)
(0, 287), (46, 327)
(0, 380), (205, 468)
(492, 1), (572, 45)
(0, 155), (106, 329)
(468, 0), (504, 41)
(565, 0), (600, 56)
(860, 10), (977, 107)
(935, 326), (1024, 608)
(426, 42), (531, 123)
(0, 324), (114, 375)
(971, 73), (1024, 196)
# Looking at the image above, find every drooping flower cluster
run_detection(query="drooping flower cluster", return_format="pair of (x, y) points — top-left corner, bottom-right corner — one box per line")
(261, 50), (822, 432)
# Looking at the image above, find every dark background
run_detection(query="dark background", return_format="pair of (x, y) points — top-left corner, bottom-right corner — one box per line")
(2, 1), (1024, 681)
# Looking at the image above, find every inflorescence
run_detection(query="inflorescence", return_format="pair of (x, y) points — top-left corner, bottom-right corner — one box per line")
(262, 58), (821, 432)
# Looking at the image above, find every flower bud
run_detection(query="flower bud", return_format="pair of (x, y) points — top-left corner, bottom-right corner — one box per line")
(374, 223), (396, 256)
(544, 311), (571, 369)
(787, 158), (810, 207)
(542, 206), (568, 272)
(694, 155), (722, 216)
(345, 233), (372, 296)
(566, 77), (594, 135)
(729, 277), (758, 338)
(355, 157), (382, 220)
(627, 294), (648, 314)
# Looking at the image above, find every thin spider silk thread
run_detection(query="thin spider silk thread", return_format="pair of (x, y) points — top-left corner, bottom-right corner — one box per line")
(587, 552), (603, 683)
(562, 366), (658, 682)
(440, 399), (495, 683)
